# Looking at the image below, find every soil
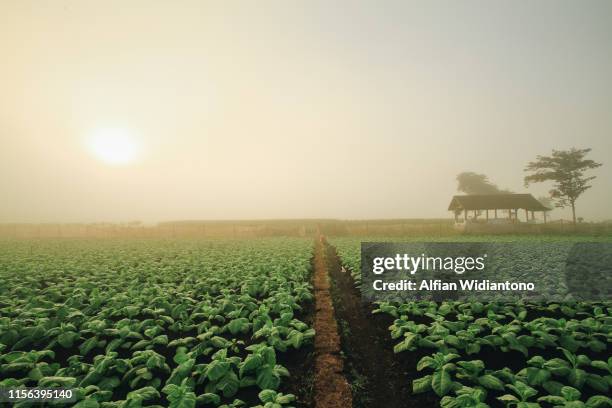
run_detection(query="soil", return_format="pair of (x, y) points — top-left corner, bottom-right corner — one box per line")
(325, 240), (440, 408)
(312, 236), (353, 408)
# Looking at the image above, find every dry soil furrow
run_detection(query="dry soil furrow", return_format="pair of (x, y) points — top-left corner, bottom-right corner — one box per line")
(313, 236), (353, 408)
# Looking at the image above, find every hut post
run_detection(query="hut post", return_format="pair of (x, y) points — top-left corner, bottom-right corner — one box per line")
(494, 209), (498, 219)
(464, 209), (467, 221)
(525, 209), (528, 222)
(486, 209), (489, 222)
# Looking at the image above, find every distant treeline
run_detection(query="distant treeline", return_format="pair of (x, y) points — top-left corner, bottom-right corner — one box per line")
(0, 219), (453, 239)
(0, 218), (610, 239)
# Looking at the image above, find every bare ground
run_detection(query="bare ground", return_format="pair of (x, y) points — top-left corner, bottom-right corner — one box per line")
(313, 236), (353, 408)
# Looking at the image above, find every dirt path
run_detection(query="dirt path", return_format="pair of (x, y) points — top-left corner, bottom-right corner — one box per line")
(312, 236), (353, 408)
(325, 241), (430, 408)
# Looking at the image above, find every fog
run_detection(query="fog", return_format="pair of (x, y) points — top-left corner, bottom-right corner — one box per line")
(1, 0), (611, 223)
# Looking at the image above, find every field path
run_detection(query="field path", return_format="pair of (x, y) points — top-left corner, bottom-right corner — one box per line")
(324, 240), (431, 408)
(312, 236), (353, 408)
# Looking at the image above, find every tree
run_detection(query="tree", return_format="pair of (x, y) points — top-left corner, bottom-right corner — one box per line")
(524, 148), (602, 225)
(456, 172), (511, 195)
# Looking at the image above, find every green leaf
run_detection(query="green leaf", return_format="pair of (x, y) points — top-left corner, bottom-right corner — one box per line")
(587, 340), (606, 353)
(131, 339), (150, 350)
(466, 343), (481, 355)
(544, 358), (571, 376)
(524, 367), (551, 386)
(210, 337), (230, 349)
(227, 318), (250, 335)
(80, 337), (99, 356)
(127, 386), (160, 401)
(416, 356), (435, 371)
(542, 380), (565, 396)
(586, 374), (609, 393)
(478, 374), (505, 391)
(256, 366), (280, 390)
(217, 371), (240, 398)
(240, 354), (264, 377)
(167, 359), (195, 385)
(538, 396), (566, 405)
(197, 393), (221, 405)
(497, 395), (519, 403)
(162, 381), (197, 408)
(591, 361), (611, 373)
(207, 360), (230, 382)
(393, 338), (412, 353)
(507, 381), (537, 401)
(39, 376), (77, 387)
(27, 367), (44, 381)
(259, 389), (278, 403)
(586, 395), (612, 408)
(412, 375), (433, 394)
(568, 368), (587, 388)
(440, 396), (457, 408)
(276, 393), (295, 404)
(288, 331), (304, 349)
(98, 376), (121, 391)
(261, 347), (276, 366)
(560, 386), (581, 402)
(58, 331), (80, 348)
(239, 376), (256, 387)
(432, 367), (453, 397)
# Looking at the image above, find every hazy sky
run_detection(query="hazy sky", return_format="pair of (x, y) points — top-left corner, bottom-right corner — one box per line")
(1, 0), (611, 222)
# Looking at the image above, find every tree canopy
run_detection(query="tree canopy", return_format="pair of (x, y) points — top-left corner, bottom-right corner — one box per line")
(456, 172), (511, 195)
(524, 148), (602, 224)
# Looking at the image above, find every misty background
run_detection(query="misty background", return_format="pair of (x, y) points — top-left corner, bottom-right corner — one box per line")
(1, 0), (611, 223)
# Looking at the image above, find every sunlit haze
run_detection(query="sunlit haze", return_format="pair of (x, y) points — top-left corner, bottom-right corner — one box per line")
(1, 0), (611, 223)
(86, 128), (140, 165)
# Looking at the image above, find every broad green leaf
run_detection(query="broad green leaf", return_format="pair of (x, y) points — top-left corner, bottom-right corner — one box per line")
(217, 371), (240, 398)
(432, 367), (453, 397)
(412, 375), (432, 394)
(127, 386), (160, 401)
(256, 366), (280, 390)
(58, 331), (80, 348)
(478, 374), (504, 391)
(586, 395), (612, 408)
(197, 393), (221, 405)
(39, 376), (77, 387)
(240, 354), (264, 376)
(207, 360), (231, 382)
(561, 386), (581, 402)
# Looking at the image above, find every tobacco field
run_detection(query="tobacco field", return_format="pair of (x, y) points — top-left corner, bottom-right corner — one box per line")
(0, 235), (610, 408)
(331, 236), (612, 408)
(0, 238), (315, 407)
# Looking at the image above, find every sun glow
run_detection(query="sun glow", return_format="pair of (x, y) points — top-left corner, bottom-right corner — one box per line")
(87, 128), (140, 165)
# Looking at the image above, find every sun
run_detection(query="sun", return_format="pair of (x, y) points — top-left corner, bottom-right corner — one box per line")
(87, 128), (140, 165)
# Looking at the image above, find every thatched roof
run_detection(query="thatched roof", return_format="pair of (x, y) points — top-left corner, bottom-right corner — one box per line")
(448, 194), (550, 211)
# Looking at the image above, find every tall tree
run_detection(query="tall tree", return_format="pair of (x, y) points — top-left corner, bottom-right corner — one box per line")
(524, 148), (602, 224)
(456, 172), (510, 195)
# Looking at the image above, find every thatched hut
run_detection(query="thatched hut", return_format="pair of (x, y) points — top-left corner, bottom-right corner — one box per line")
(448, 194), (550, 228)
